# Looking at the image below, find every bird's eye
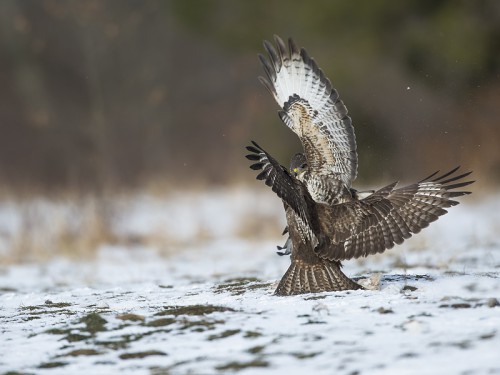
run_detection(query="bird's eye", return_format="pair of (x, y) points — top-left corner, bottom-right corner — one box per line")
(301, 163), (307, 169)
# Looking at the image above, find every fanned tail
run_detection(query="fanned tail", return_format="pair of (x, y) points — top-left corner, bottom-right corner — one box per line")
(275, 259), (362, 296)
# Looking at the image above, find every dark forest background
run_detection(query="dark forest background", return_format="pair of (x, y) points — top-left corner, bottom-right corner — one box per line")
(1, 0), (499, 195)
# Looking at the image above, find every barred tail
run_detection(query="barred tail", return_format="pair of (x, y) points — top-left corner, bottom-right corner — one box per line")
(275, 259), (362, 296)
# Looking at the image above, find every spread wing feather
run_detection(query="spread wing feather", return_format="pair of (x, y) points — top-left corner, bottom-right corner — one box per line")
(246, 142), (474, 261)
(245, 141), (316, 232)
(315, 168), (474, 261)
(258, 35), (357, 186)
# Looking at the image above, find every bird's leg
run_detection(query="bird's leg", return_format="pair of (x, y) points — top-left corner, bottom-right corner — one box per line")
(277, 236), (292, 256)
(276, 226), (292, 256)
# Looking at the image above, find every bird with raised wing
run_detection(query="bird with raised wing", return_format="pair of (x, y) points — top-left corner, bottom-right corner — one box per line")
(247, 36), (474, 295)
(258, 35), (357, 205)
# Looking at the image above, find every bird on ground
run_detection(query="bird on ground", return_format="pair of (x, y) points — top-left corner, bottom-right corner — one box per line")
(246, 36), (474, 295)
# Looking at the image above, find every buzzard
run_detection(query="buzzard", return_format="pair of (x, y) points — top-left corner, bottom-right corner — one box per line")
(258, 35), (357, 204)
(246, 36), (474, 295)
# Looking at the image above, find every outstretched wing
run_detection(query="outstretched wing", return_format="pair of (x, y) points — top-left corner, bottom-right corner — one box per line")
(259, 35), (357, 187)
(315, 167), (474, 261)
(245, 141), (317, 233)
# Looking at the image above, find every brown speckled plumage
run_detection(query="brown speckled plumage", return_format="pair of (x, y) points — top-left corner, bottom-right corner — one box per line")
(275, 259), (362, 296)
(246, 36), (474, 296)
(247, 142), (473, 295)
(259, 35), (357, 203)
(276, 204), (362, 295)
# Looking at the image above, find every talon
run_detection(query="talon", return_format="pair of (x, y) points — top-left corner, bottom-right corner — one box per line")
(276, 236), (292, 256)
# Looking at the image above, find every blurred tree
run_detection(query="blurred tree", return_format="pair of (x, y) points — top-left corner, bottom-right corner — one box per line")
(0, 0), (498, 195)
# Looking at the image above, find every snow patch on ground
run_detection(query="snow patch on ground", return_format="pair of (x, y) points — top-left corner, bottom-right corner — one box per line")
(0, 192), (499, 374)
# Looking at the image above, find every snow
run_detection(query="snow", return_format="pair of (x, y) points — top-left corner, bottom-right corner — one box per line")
(0, 190), (499, 374)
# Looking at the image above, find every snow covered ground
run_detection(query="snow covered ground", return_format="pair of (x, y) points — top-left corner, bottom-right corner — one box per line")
(0, 189), (499, 374)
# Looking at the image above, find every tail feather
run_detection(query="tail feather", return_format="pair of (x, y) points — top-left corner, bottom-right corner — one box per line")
(275, 259), (362, 296)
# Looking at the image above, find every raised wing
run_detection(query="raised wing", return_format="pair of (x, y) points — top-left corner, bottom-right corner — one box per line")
(258, 35), (357, 187)
(245, 141), (318, 234)
(315, 167), (474, 261)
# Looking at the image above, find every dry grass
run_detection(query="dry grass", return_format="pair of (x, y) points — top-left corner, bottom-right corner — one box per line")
(2, 196), (116, 263)
(3, 185), (487, 265)
(0, 187), (284, 264)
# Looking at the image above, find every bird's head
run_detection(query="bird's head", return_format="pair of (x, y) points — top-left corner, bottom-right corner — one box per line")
(290, 153), (308, 180)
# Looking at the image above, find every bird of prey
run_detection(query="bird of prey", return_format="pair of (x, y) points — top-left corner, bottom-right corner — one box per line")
(258, 35), (357, 205)
(247, 147), (362, 294)
(246, 36), (474, 296)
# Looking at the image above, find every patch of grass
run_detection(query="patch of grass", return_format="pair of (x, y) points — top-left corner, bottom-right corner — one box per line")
(119, 350), (167, 360)
(439, 296), (500, 309)
(216, 359), (269, 371)
(156, 304), (235, 316)
(45, 329), (89, 342)
(66, 333), (90, 342)
(96, 329), (171, 350)
(38, 361), (67, 369)
(450, 340), (472, 349)
(247, 345), (265, 354)
(222, 277), (260, 284)
(408, 312), (433, 319)
(80, 312), (107, 334)
(150, 359), (196, 374)
(44, 300), (72, 308)
(207, 329), (240, 341)
(35, 309), (75, 316)
(60, 349), (102, 357)
(439, 303), (471, 309)
(20, 305), (42, 311)
(0, 287), (17, 292)
(179, 318), (224, 332)
(116, 313), (145, 322)
(302, 319), (327, 325)
(309, 334), (324, 341)
(85, 304), (111, 312)
(214, 277), (271, 296)
(291, 352), (321, 359)
(479, 332), (496, 340)
(244, 331), (262, 338)
(45, 323), (93, 342)
(376, 307), (394, 314)
(304, 295), (327, 300)
(399, 352), (418, 358)
(19, 304), (75, 318)
(383, 274), (435, 282)
(45, 328), (70, 335)
(95, 339), (130, 350)
(146, 318), (176, 327)
(444, 271), (466, 276)
(150, 366), (172, 375)
(247, 282), (273, 291)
